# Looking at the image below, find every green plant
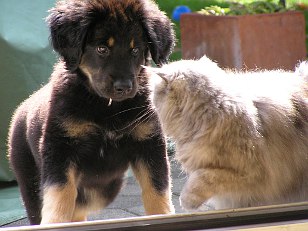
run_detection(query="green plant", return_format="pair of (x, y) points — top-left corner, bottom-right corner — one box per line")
(199, 0), (288, 16)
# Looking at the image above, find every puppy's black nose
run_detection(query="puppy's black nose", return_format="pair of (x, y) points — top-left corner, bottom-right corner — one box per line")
(113, 80), (132, 95)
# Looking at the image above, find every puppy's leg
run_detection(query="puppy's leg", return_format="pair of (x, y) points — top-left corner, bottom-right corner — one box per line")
(71, 208), (87, 222)
(41, 167), (77, 224)
(11, 157), (42, 224)
(132, 160), (174, 215)
(9, 129), (42, 225)
(18, 167), (42, 225)
(180, 168), (260, 210)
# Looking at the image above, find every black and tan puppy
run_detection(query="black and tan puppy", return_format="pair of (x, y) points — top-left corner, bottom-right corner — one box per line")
(8, 0), (175, 225)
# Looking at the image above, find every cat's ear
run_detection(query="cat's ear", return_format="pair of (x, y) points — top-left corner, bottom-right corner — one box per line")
(199, 55), (212, 62)
(142, 65), (169, 83)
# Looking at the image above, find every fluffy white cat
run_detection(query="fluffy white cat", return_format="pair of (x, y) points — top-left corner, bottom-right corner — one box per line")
(149, 56), (308, 211)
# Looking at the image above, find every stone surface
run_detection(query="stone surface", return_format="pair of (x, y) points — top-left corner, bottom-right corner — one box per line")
(2, 161), (188, 228)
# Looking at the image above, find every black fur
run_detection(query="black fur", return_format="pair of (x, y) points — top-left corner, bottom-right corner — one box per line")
(8, 0), (175, 225)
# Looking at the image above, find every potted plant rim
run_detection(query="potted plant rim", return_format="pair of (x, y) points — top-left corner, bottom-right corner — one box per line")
(180, 1), (307, 70)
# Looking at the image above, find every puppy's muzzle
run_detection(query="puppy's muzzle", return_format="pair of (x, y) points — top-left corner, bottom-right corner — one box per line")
(113, 80), (133, 96)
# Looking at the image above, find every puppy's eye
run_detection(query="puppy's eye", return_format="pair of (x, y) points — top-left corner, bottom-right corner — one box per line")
(96, 46), (109, 56)
(131, 47), (139, 56)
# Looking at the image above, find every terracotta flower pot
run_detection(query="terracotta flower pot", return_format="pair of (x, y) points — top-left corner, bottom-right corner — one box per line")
(180, 11), (306, 70)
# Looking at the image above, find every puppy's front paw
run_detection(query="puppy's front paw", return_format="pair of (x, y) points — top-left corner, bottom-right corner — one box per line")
(180, 191), (204, 211)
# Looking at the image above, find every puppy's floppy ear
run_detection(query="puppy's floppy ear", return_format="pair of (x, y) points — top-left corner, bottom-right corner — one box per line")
(141, 1), (175, 66)
(46, 1), (90, 71)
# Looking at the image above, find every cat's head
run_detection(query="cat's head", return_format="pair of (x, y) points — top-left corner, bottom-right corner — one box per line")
(147, 56), (222, 137)
(148, 56), (221, 109)
(147, 59), (191, 121)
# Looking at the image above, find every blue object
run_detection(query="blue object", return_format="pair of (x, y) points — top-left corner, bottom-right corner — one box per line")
(172, 5), (191, 22)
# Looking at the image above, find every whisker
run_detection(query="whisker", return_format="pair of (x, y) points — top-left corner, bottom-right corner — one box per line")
(106, 105), (148, 119)
(127, 111), (156, 135)
(114, 108), (154, 132)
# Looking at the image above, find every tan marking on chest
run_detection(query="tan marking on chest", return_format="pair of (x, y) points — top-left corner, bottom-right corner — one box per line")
(132, 121), (156, 140)
(62, 119), (99, 138)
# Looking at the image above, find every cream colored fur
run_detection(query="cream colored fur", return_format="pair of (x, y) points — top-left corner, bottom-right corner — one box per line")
(149, 56), (308, 211)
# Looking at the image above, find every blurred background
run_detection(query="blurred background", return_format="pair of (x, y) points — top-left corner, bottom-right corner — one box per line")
(156, 0), (308, 61)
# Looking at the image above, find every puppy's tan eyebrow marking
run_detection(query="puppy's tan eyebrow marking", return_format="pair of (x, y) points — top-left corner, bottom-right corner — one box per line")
(107, 37), (115, 47)
(130, 38), (134, 49)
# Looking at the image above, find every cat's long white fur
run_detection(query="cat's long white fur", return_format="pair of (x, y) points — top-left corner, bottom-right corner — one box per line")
(150, 56), (308, 210)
